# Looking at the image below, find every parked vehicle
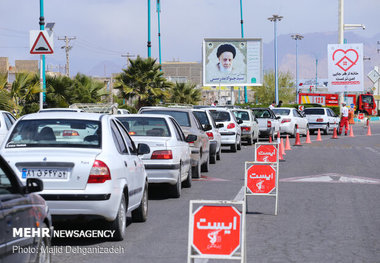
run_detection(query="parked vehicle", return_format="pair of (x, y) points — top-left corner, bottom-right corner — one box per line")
(192, 108), (222, 164)
(231, 109), (260, 144)
(251, 108), (280, 141)
(272, 107), (309, 137)
(1, 112), (150, 241)
(139, 107), (210, 178)
(303, 107), (340, 135)
(117, 109), (130, 115)
(116, 114), (193, 198)
(208, 108), (242, 152)
(0, 154), (53, 263)
(0, 110), (16, 146)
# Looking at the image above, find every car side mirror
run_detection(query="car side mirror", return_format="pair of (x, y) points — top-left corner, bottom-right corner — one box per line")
(137, 143), (150, 155)
(237, 119), (243, 124)
(216, 123), (224, 128)
(185, 134), (197, 143)
(25, 178), (44, 193)
(203, 124), (212, 131)
(276, 116), (281, 120)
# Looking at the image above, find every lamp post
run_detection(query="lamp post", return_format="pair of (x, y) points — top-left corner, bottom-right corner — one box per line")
(147, 0), (151, 58)
(39, 0), (45, 110)
(268, 14), (283, 105)
(239, 0), (247, 103)
(156, 0), (162, 65)
(291, 34), (303, 103)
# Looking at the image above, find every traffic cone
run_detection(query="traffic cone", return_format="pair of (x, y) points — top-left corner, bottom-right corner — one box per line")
(332, 127), (338, 139)
(281, 138), (286, 156)
(349, 126), (355, 137)
(277, 131), (281, 144)
(305, 130), (312, 143)
(316, 129), (322, 141)
(294, 125), (302, 146)
(278, 140), (284, 161)
(367, 124), (372, 136)
(285, 135), (292, 150)
(269, 134), (272, 143)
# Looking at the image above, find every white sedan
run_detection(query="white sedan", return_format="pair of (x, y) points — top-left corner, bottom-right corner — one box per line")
(0, 110), (16, 146)
(232, 109), (260, 145)
(272, 107), (309, 137)
(116, 114), (193, 198)
(1, 112), (150, 241)
(303, 107), (340, 135)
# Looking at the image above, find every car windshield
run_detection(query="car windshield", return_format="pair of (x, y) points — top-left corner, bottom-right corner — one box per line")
(272, 109), (290, 116)
(6, 119), (100, 148)
(209, 111), (231, 122)
(361, 95), (373, 104)
(303, 109), (325, 115)
(251, 109), (272, 118)
(117, 117), (170, 137)
(233, 111), (250, 121)
(140, 110), (190, 127)
(193, 111), (210, 126)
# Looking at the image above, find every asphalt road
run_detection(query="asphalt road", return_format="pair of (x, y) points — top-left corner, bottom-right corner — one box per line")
(52, 122), (380, 263)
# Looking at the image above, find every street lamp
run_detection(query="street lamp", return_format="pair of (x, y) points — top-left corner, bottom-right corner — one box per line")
(239, 0), (247, 103)
(291, 34), (303, 103)
(156, 0), (162, 65)
(268, 14), (283, 105)
(147, 0), (151, 57)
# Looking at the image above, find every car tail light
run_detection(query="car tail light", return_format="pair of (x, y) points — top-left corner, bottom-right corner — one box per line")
(88, 160), (111, 183)
(129, 131), (136, 135)
(63, 130), (79, 136)
(316, 118), (324, 122)
(281, 118), (291, 123)
(206, 132), (214, 140)
(241, 127), (250, 132)
(267, 120), (272, 128)
(227, 123), (235, 129)
(151, 150), (173, 159)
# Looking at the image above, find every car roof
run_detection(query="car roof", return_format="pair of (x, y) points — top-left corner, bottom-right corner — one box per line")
(140, 106), (192, 113)
(117, 114), (172, 120)
(38, 108), (84, 112)
(273, 107), (294, 110)
(20, 112), (105, 121)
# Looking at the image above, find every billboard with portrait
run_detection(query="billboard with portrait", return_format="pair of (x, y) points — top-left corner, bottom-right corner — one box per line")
(203, 38), (262, 87)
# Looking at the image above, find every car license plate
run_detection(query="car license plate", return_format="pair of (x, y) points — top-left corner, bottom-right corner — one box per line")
(21, 168), (69, 179)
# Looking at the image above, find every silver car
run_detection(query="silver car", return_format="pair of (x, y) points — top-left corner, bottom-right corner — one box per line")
(1, 112), (150, 241)
(303, 107), (340, 135)
(116, 114), (193, 198)
(0, 110), (16, 146)
(232, 109), (260, 145)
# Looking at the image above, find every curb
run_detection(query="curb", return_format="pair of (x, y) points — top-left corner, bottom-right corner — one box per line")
(354, 117), (380, 123)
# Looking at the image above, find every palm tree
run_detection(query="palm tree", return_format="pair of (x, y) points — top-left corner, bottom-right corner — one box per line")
(169, 82), (201, 105)
(0, 73), (8, 90)
(114, 56), (173, 109)
(70, 73), (109, 103)
(46, 75), (74, 107)
(10, 72), (40, 106)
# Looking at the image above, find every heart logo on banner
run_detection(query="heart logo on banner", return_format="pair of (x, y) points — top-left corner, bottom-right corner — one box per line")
(332, 49), (359, 72)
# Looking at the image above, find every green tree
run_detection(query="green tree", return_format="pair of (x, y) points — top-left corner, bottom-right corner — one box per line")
(45, 75), (74, 107)
(0, 73), (8, 90)
(10, 72), (40, 107)
(114, 56), (173, 109)
(169, 82), (201, 104)
(253, 70), (295, 105)
(70, 73), (109, 103)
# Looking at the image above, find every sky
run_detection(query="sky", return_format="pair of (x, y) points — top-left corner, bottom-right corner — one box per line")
(1, 0), (380, 77)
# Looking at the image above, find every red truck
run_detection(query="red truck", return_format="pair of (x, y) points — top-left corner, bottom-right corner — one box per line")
(298, 92), (377, 115)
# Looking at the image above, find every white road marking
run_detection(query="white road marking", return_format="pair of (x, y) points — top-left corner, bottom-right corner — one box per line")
(280, 173), (380, 184)
(233, 186), (245, 201)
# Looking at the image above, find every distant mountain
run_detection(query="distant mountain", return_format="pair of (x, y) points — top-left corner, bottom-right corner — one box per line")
(87, 60), (124, 77)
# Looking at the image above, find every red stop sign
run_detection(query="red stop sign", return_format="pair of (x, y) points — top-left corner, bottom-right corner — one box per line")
(256, 144), (277, 162)
(192, 206), (241, 256)
(247, 164), (276, 194)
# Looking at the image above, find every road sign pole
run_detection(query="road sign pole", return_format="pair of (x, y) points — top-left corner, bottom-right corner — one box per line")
(39, 0), (46, 110)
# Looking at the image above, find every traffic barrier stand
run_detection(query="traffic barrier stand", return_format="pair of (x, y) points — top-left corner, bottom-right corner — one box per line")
(367, 124), (372, 136)
(349, 125), (355, 137)
(331, 127), (338, 139)
(316, 129), (322, 141)
(281, 138), (286, 156)
(285, 135), (292, 150)
(294, 125), (302, 146)
(305, 130), (312, 144)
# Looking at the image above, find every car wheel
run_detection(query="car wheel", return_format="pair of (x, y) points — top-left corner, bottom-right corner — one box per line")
(192, 162), (201, 178)
(132, 182), (148, 222)
(110, 194), (127, 241)
(237, 137), (242, 150)
(182, 164), (192, 188)
(201, 154), (209, 172)
(209, 153), (216, 164)
(36, 222), (51, 263)
(170, 170), (181, 198)
(231, 142), (237, 152)
(324, 124), (329, 135)
(216, 147), (221, 161)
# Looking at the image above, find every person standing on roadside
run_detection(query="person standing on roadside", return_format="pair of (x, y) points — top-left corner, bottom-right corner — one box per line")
(338, 102), (349, 135)
(269, 101), (275, 110)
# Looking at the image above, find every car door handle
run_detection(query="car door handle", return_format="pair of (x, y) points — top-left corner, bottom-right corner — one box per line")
(134, 161), (137, 166)
(124, 161), (128, 167)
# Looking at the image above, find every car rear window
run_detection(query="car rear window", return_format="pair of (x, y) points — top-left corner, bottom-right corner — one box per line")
(209, 111), (231, 122)
(193, 111), (210, 126)
(252, 109), (272, 118)
(233, 111), (250, 120)
(5, 119), (101, 148)
(117, 117), (170, 137)
(272, 109), (290, 116)
(140, 110), (190, 127)
(303, 109), (325, 115)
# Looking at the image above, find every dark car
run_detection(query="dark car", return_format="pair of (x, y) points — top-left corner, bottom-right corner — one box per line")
(0, 154), (52, 263)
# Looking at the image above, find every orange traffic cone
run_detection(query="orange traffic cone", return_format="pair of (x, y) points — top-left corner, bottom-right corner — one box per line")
(332, 127), (338, 139)
(285, 135), (292, 150)
(278, 140), (284, 161)
(281, 138), (286, 156)
(269, 135), (272, 143)
(305, 130), (312, 144)
(294, 125), (302, 146)
(349, 126), (355, 137)
(277, 131), (281, 144)
(316, 129), (322, 141)
(367, 124), (372, 136)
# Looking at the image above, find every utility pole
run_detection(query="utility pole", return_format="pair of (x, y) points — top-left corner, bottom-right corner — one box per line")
(58, 36), (76, 77)
(121, 53), (136, 68)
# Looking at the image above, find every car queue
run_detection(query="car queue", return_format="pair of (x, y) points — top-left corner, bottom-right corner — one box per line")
(1, 104), (343, 262)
